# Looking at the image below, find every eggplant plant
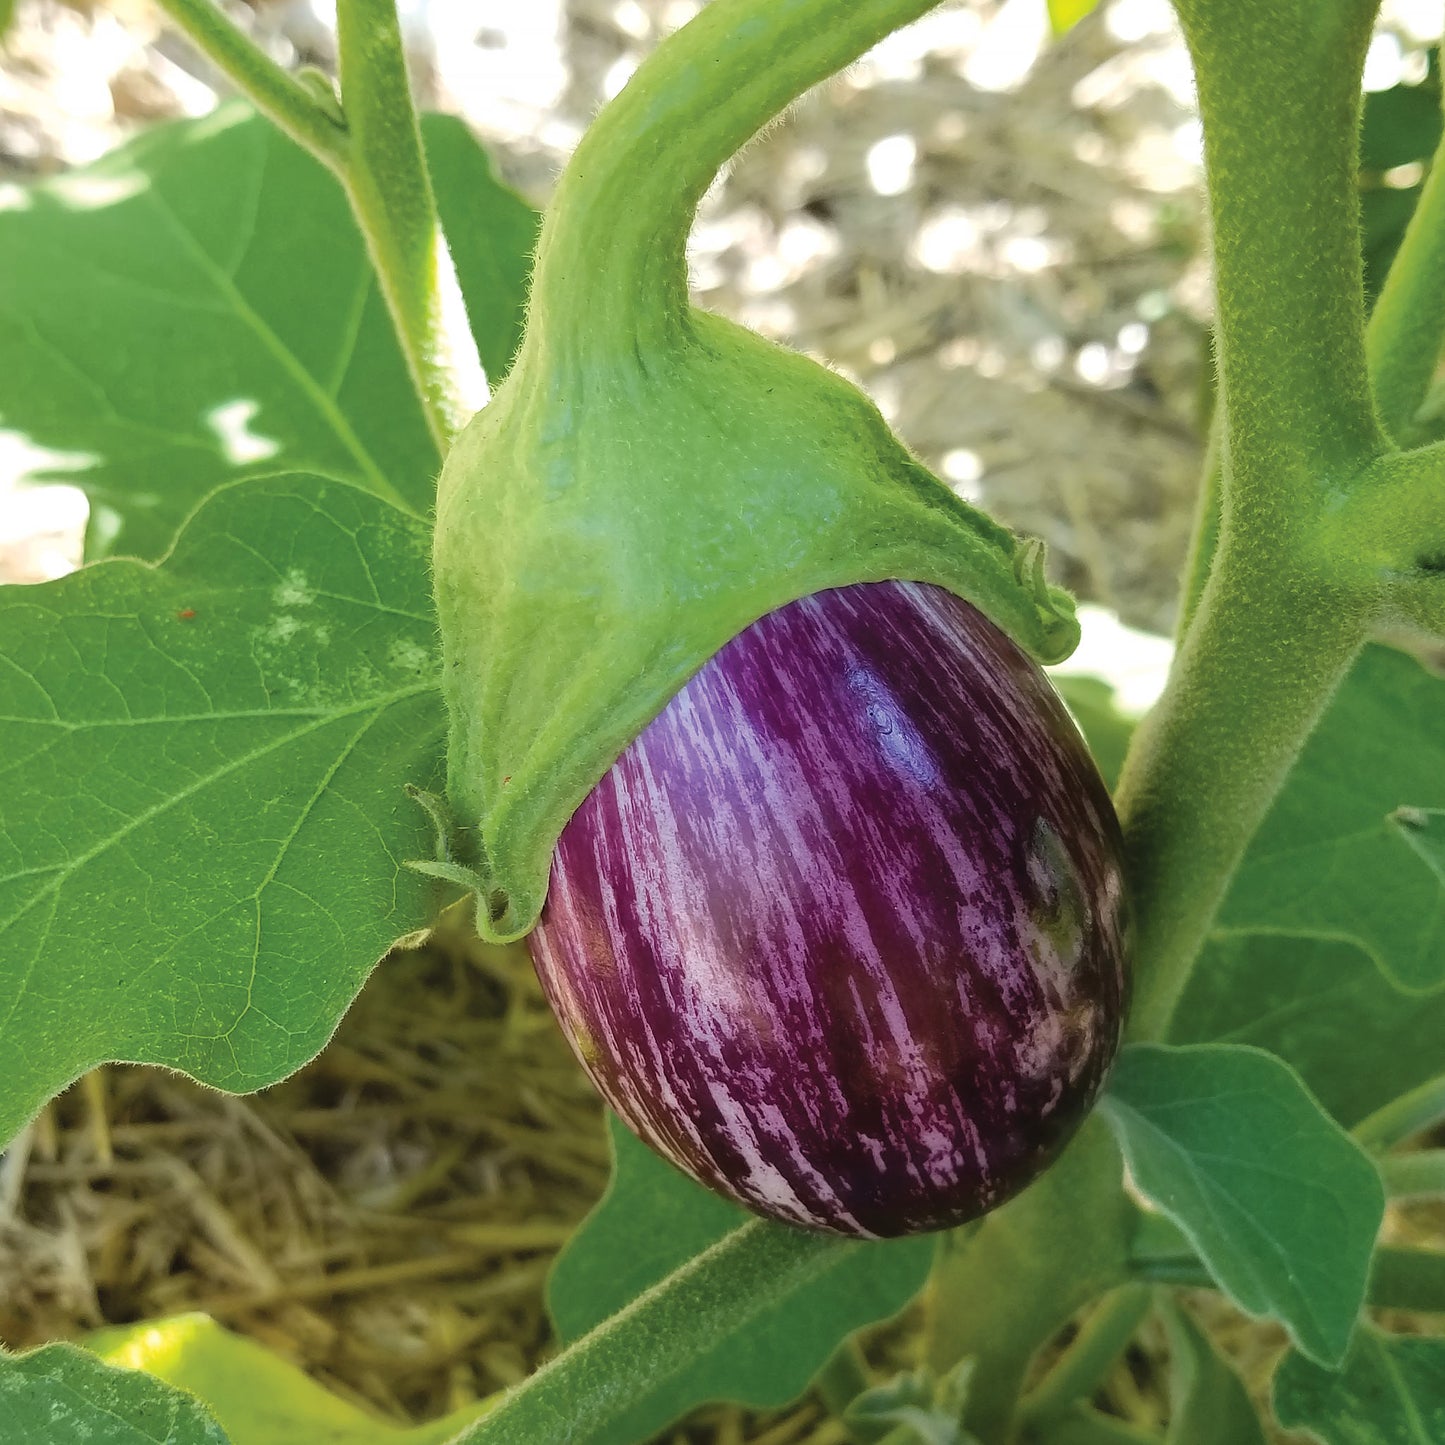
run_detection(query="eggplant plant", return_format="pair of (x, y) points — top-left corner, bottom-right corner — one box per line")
(0, 0), (1444, 1441)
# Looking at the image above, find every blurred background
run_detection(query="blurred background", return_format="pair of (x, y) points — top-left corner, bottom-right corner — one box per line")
(0, 1), (1440, 1439)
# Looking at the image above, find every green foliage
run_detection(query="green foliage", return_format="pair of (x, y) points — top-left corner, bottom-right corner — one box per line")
(545, 1117), (933, 1445)
(1213, 645), (1445, 991)
(0, 105), (534, 561)
(845, 1361), (979, 1445)
(1273, 1325), (1445, 1444)
(0, 1342), (228, 1445)
(1159, 1299), (1266, 1445)
(89, 1315), (488, 1444)
(1359, 52), (1440, 307)
(1051, 674), (1136, 791)
(1099, 1044), (1383, 1365)
(0, 477), (446, 1148)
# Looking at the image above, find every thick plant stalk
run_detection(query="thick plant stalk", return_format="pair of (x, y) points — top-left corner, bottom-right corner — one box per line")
(1115, 0), (1389, 1041)
(151, 0), (483, 449)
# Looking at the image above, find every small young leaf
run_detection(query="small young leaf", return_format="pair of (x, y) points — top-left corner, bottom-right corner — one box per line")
(0, 476), (446, 1148)
(1218, 645), (1445, 991)
(1159, 1299), (1266, 1445)
(0, 106), (536, 561)
(90, 1313), (487, 1444)
(0, 1342), (227, 1444)
(846, 1361), (981, 1445)
(1099, 1043), (1384, 1366)
(1273, 1324), (1445, 1444)
(544, 1117), (932, 1445)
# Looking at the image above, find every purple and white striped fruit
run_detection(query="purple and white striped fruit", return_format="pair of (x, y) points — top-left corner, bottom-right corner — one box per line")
(530, 580), (1129, 1238)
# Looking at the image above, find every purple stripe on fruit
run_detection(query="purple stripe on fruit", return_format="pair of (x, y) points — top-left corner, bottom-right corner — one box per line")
(530, 580), (1129, 1237)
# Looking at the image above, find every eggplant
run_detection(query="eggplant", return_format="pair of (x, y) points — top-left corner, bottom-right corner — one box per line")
(530, 580), (1129, 1237)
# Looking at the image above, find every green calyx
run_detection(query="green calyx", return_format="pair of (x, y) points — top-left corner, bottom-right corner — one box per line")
(430, 0), (1079, 944)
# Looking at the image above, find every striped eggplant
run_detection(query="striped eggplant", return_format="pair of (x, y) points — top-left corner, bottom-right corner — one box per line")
(530, 580), (1129, 1238)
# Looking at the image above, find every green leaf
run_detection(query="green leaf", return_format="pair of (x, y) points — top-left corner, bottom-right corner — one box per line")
(1217, 645), (1445, 991)
(543, 1116), (933, 1445)
(1360, 50), (1441, 173)
(1172, 931), (1445, 1128)
(1051, 674), (1136, 791)
(0, 475), (446, 1147)
(1047, 0), (1100, 34)
(1098, 1043), (1384, 1366)
(1273, 1325), (1445, 1444)
(1159, 1299), (1266, 1445)
(0, 104), (536, 561)
(0, 1342), (228, 1444)
(89, 1314), (488, 1444)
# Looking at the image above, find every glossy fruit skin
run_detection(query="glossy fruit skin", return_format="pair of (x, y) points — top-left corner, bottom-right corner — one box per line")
(530, 580), (1129, 1238)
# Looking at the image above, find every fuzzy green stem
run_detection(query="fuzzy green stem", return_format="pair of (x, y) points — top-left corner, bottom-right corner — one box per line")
(151, 0), (348, 166)
(1367, 128), (1445, 442)
(335, 0), (484, 446)
(448, 1221), (848, 1444)
(1018, 1286), (1152, 1430)
(1117, 0), (1388, 1042)
(526, 0), (939, 359)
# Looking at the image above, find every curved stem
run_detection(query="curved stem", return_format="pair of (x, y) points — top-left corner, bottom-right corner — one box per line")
(1354, 1073), (1445, 1151)
(447, 1221), (848, 1445)
(151, 0), (349, 167)
(1018, 1285), (1152, 1430)
(335, 0), (485, 445)
(1117, 0), (1387, 1042)
(527, 0), (940, 359)
(1368, 127), (1445, 442)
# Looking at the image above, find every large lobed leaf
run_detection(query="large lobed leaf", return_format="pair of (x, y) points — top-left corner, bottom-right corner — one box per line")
(0, 477), (446, 1146)
(0, 104), (536, 561)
